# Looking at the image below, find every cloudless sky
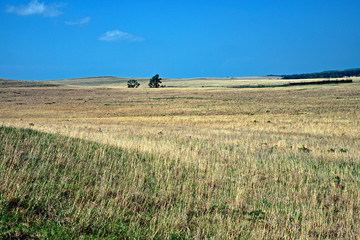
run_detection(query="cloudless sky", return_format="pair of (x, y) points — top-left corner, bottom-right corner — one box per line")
(1, 0), (360, 80)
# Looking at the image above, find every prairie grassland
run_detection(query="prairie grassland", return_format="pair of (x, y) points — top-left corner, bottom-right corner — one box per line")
(1, 80), (360, 239)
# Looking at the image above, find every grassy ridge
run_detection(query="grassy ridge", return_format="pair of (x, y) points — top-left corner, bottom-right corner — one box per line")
(0, 127), (155, 239)
(47, 76), (148, 87)
(1, 126), (360, 239)
(0, 79), (59, 88)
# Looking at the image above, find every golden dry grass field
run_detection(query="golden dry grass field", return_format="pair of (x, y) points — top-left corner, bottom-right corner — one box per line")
(1, 77), (360, 239)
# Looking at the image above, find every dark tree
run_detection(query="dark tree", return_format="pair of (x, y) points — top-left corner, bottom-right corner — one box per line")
(148, 74), (162, 88)
(127, 79), (140, 88)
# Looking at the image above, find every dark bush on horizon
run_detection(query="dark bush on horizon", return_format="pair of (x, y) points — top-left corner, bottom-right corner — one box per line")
(127, 79), (140, 88)
(148, 74), (162, 88)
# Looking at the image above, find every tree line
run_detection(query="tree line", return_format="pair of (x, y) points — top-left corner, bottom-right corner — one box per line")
(281, 68), (360, 79)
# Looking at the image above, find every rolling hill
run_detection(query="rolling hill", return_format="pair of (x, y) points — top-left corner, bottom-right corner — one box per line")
(0, 79), (59, 88)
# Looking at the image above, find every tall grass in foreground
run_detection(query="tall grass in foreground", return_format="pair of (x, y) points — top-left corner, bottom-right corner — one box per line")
(1, 126), (360, 239)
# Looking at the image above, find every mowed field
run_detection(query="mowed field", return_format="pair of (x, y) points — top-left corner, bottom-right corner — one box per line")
(1, 77), (360, 239)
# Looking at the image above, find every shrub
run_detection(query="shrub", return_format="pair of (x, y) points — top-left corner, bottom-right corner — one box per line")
(328, 148), (335, 152)
(298, 145), (311, 153)
(127, 80), (140, 88)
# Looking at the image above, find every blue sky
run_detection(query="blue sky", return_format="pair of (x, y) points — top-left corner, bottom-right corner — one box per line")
(1, 0), (360, 80)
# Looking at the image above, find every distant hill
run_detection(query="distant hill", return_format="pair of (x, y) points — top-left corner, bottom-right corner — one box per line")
(47, 76), (148, 87)
(0, 78), (59, 88)
(3, 73), (357, 89)
(0, 76), (281, 88)
(280, 68), (360, 79)
(46, 76), (281, 88)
